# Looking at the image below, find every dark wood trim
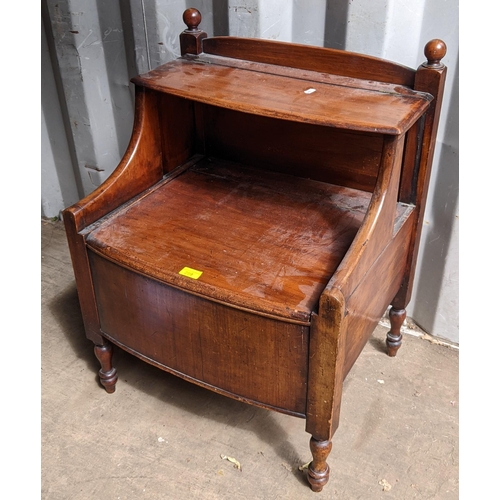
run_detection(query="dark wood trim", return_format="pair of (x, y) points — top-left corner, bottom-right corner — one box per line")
(202, 37), (416, 86)
(392, 42), (447, 309)
(64, 86), (163, 232)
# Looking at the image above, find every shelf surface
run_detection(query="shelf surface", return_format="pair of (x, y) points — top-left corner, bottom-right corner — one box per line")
(132, 56), (431, 135)
(86, 157), (410, 322)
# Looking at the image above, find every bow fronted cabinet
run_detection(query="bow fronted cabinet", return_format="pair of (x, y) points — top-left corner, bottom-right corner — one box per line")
(63, 8), (447, 492)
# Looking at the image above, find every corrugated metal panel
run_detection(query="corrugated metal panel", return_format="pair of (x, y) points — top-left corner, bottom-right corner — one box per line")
(41, 0), (459, 342)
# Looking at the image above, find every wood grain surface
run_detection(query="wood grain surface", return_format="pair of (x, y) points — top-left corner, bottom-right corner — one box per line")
(133, 59), (430, 134)
(86, 157), (389, 322)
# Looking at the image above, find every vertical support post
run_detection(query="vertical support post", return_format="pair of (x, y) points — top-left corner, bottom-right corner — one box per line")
(308, 438), (333, 492)
(180, 8), (207, 56)
(392, 40), (447, 311)
(94, 341), (118, 393)
(305, 290), (346, 492)
(386, 307), (406, 357)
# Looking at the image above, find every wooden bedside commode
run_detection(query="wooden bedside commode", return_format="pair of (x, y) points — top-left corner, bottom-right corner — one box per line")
(63, 8), (447, 492)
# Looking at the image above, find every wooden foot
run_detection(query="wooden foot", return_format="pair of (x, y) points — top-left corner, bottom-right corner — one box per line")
(94, 341), (118, 393)
(307, 437), (332, 492)
(386, 307), (406, 357)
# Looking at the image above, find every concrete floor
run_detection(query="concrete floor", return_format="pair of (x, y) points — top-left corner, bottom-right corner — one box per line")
(41, 219), (458, 500)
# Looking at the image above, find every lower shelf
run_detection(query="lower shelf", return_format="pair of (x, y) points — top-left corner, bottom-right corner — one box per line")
(86, 155), (410, 322)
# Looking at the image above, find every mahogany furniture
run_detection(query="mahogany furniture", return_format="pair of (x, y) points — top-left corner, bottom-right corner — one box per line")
(63, 9), (447, 492)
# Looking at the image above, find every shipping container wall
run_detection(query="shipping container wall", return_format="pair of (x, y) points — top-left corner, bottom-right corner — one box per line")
(41, 0), (459, 343)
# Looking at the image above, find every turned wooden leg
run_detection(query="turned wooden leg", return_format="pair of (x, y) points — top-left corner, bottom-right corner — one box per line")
(307, 437), (332, 492)
(386, 307), (406, 357)
(94, 341), (118, 393)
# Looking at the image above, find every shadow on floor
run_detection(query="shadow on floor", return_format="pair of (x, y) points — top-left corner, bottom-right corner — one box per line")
(48, 281), (308, 486)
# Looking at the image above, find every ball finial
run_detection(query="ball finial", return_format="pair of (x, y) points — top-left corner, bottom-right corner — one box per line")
(183, 8), (202, 31)
(424, 39), (447, 68)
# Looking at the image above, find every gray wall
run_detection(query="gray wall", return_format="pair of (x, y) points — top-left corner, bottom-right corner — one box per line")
(41, 0), (459, 343)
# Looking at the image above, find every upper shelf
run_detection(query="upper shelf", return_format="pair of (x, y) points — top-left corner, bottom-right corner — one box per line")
(132, 55), (432, 135)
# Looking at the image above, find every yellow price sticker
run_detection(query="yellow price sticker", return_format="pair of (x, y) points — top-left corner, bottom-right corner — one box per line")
(178, 267), (203, 280)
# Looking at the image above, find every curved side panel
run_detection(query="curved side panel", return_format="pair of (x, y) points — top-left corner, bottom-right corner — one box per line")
(328, 134), (405, 299)
(306, 289), (346, 441)
(64, 86), (163, 232)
